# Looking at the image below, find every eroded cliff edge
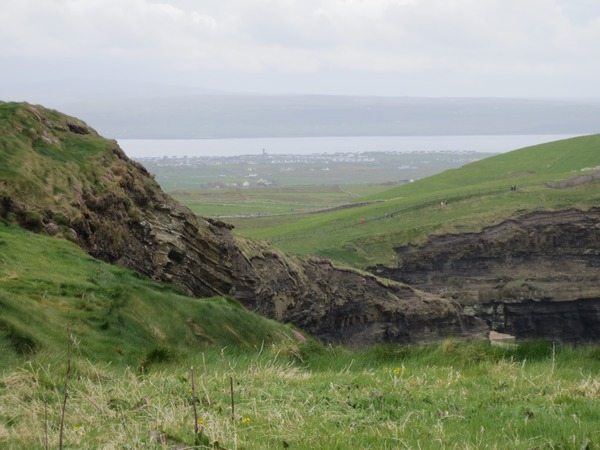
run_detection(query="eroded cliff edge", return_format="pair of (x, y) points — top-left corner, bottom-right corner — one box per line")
(0, 102), (486, 346)
(370, 208), (600, 342)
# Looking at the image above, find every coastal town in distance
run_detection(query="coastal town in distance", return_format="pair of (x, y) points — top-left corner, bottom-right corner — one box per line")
(135, 150), (498, 191)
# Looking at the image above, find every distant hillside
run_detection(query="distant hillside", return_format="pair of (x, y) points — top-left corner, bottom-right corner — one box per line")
(247, 134), (600, 260)
(40, 94), (600, 139)
(372, 134), (600, 200)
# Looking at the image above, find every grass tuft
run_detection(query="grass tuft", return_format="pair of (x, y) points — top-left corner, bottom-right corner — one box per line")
(139, 346), (178, 373)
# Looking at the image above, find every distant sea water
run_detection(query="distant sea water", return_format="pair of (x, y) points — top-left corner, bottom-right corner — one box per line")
(118, 135), (583, 159)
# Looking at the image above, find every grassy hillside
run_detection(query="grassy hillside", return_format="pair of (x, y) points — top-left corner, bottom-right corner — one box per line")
(371, 134), (600, 200)
(0, 103), (109, 203)
(0, 101), (166, 252)
(237, 135), (600, 267)
(0, 220), (293, 373)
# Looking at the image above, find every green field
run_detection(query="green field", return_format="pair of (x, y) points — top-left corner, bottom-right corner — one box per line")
(145, 151), (494, 220)
(169, 184), (388, 218)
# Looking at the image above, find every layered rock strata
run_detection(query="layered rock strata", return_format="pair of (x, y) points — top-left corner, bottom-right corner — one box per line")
(371, 208), (600, 342)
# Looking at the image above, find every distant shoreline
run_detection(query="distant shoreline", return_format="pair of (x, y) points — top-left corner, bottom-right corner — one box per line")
(118, 134), (583, 159)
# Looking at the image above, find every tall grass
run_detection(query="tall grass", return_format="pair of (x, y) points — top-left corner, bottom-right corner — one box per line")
(1, 339), (598, 448)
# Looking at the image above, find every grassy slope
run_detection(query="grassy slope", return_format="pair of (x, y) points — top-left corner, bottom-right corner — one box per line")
(372, 134), (600, 199)
(0, 220), (293, 372)
(239, 135), (600, 267)
(2, 319), (599, 448)
(0, 103), (107, 197)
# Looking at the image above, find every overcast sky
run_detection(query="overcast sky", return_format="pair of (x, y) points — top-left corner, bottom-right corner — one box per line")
(2, 0), (600, 100)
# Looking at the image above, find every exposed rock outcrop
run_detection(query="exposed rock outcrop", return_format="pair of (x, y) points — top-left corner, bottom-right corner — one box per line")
(370, 208), (600, 342)
(80, 162), (484, 346)
(0, 102), (486, 345)
(547, 170), (600, 189)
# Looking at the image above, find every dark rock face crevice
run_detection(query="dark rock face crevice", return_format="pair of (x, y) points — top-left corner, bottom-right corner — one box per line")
(478, 299), (600, 343)
(110, 194), (488, 346)
(370, 208), (600, 342)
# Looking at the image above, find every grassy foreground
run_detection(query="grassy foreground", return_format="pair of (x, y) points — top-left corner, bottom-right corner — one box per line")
(1, 219), (599, 448)
(1, 340), (599, 449)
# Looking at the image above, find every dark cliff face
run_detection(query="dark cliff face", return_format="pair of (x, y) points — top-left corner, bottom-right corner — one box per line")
(107, 179), (486, 346)
(477, 299), (600, 342)
(370, 208), (600, 342)
(0, 102), (486, 346)
(73, 157), (486, 346)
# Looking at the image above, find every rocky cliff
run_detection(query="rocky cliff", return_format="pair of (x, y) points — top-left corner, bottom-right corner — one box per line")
(0, 102), (486, 345)
(370, 208), (600, 342)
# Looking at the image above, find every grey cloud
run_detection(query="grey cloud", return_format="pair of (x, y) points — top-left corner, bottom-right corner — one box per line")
(1, 0), (600, 97)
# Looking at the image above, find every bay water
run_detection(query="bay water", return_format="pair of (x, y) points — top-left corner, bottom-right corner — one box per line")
(118, 134), (582, 159)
